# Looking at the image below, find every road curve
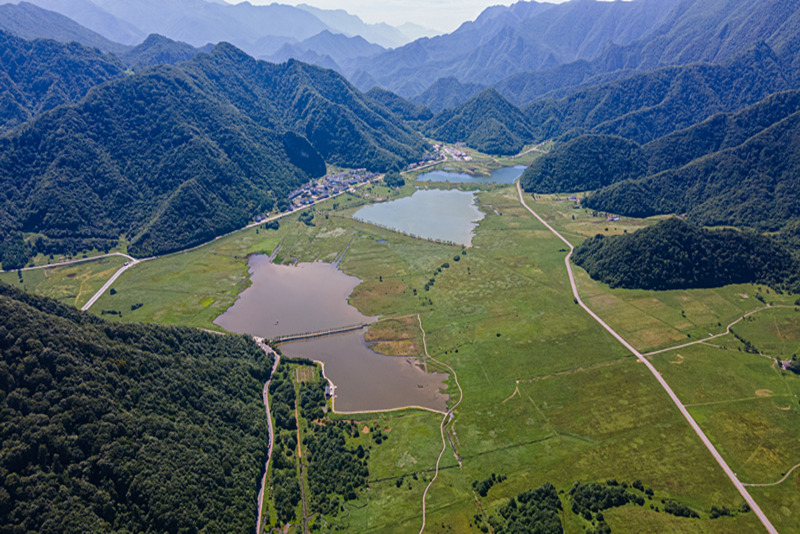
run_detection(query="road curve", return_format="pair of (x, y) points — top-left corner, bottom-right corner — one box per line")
(418, 313), (464, 534)
(80, 260), (139, 311)
(255, 339), (280, 534)
(1, 251), (137, 274)
(515, 182), (778, 534)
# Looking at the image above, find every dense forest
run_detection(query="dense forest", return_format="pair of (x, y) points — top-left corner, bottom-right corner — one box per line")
(585, 109), (800, 232)
(572, 219), (800, 292)
(0, 281), (272, 533)
(0, 30), (124, 134)
(520, 135), (645, 193)
(0, 36), (428, 268)
(425, 88), (535, 155)
(428, 41), (796, 156)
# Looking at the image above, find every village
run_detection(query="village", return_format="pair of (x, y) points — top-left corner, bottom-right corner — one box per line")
(286, 168), (378, 210)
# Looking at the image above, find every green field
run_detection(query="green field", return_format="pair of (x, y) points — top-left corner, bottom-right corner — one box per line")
(0, 254), (128, 309)
(7, 152), (799, 531)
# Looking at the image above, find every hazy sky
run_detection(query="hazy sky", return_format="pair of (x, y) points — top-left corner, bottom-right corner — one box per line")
(228, 0), (573, 33)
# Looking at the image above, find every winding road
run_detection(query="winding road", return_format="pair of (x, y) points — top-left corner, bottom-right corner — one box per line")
(254, 339), (280, 534)
(515, 181), (778, 534)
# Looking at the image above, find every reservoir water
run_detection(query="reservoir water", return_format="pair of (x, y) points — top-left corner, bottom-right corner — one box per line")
(280, 331), (448, 413)
(417, 165), (526, 184)
(352, 188), (484, 245)
(213, 255), (376, 338)
(214, 255), (448, 412)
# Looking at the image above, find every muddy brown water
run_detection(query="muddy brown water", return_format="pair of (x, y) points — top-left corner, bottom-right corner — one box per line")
(214, 255), (448, 412)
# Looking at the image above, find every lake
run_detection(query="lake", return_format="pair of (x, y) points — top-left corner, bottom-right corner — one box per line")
(213, 255), (376, 338)
(280, 330), (449, 413)
(214, 255), (448, 412)
(417, 165), (526, 184)
(352, 188), (484, 245)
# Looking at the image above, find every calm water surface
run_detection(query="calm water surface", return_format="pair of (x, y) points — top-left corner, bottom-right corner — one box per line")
(417, 165), (526, 184)
(213, 255), (376, 338)
(281, 331), (448, 413)
(214, 255), (447, 412)
(353, 188), (484, 245)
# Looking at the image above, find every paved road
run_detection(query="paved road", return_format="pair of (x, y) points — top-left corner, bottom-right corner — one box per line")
(255, 339), (280, 534)
(515, 182), (778, 534)
(80, 259), (139, 311)
(0, 251), (136, 273)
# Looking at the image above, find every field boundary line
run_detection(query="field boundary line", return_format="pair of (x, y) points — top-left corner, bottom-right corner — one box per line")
(515, 181), (778, 534)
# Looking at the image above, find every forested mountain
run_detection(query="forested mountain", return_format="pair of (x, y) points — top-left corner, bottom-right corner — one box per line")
(585, 108), (800, 231)
(425, 88), (534, 155)
(0, 30), (124, 134)
(410, 76), (486, 114)
(521, 85), (800, 235)
(573, 218), (800, 292)
(437, 42), (795, 154)
(0, 281), (272, 533)
(366, 87), (433, 122)
(0, 38), (426, 267)
(525, 43), (794, 144)
(0, 1), (128, 54)
(348, 0), (680, 97)
(121, 33), (211, 70)
(520, 135), (646, 193)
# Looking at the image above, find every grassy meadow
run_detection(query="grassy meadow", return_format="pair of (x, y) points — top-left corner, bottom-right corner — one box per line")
(7, 146), (799, 531)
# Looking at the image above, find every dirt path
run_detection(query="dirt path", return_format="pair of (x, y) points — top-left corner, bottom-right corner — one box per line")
(515, 181), (778, 534)
(417, 313), (464, 534)
(743, 462), (800, 487)
(644, 305), (797, 357)
(255, 340), (280, 534)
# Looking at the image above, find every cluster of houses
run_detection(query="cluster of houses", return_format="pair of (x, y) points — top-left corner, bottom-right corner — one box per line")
(288, 169), (378, 209)
(441, 143), (472, 161)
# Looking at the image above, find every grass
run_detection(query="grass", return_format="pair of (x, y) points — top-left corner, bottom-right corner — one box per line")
(16, 151), (799, 531)
(0, 254), (128, 308)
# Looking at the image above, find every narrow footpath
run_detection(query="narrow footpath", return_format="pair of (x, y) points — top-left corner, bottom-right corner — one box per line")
(515, 181), (778, 534)
(418, 313), (464, 534)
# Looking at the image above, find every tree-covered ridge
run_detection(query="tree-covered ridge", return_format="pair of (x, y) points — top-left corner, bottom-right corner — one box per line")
(520, 135), (645, 193)
(425, 88), (534, 155)
(0, 64), (309, 260)
(121, 33), (211, 71)
(0, 37), (428, 267)
(525, 43), (794, 144)
(585, 109), (800, 231)
(366, 86), (433, 122)
(182, 46), (428, 172)
(0, 30), (124, 134)
(0, 281), (272, 533)
(572, 219), (800, 292)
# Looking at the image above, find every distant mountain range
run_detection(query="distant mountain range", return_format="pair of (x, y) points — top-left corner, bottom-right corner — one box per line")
(3, 0), (433, 56)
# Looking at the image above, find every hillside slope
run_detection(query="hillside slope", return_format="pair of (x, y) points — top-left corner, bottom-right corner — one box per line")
(0, 30), (124, 134)
(0, 281), (271, 533)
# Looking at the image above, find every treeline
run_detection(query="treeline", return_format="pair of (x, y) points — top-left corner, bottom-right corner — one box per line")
(0, 281), (272, 533)
(572, 218), (800, 292)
